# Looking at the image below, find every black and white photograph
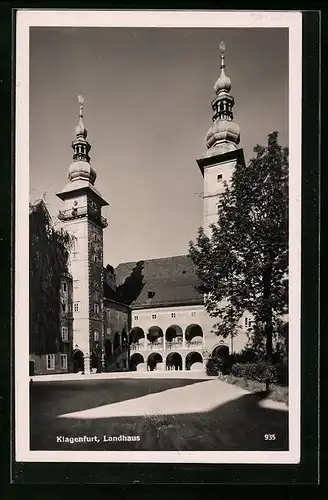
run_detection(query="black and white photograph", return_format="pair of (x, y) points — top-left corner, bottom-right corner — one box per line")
(15, 10), (302, 464)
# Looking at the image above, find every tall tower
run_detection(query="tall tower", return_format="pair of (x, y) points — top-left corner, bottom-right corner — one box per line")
(197, 42), (245, 236)
(56, 96), (108, 374)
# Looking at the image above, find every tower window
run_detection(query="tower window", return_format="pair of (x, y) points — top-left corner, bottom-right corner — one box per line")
(94, 303), (99, 314)
(46, 354), (55, 370)
(62, 282), (67, 292)
(62, 302), (66, 313)
(151, 314), (157, 320)
(61, 326), (69, 341)
(134, 315), (139, 321)
(245, 317), (248, 327)
(148, 291), (155, 299)
(95, 282), (99, 291)
(217, 174), (223, 182)
(94, 331), (99, 341)
(60, 354), (68, 370)
(74, 303), (79, 312)
(171, 312), (176, 318)
(94, 255), (98, 263)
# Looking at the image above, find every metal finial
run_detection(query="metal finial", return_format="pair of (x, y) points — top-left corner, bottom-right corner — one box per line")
(219, 41), (226, 70)
(78, 95), (84, 116)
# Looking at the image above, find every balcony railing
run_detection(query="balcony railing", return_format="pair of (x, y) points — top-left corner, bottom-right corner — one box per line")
(58, 206), (108, 228)
(130, 340), (204, 351)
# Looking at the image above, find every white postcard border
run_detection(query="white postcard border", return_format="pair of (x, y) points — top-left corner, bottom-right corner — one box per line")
(15, 9), (302, 464)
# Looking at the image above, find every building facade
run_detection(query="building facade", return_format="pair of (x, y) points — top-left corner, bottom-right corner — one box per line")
(32, 44), (255, 375)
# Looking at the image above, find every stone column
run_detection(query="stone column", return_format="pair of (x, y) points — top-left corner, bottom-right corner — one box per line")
(182, 332), (186, 349)
(182, 357), (186, 371)
(83, 353), (90, 375)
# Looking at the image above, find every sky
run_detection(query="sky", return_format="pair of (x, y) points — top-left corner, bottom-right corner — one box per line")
(29, 27), (288, 268)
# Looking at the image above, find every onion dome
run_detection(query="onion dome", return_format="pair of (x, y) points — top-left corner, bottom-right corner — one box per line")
(67, 95), (97, 185)
(204, 42), (241, 156)
(68, 160), (97, 184)
(214, 42), (231, 94)
(205, 119), (240, 149)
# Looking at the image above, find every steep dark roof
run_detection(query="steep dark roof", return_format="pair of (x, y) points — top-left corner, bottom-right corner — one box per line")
(113, 255), (203, 310)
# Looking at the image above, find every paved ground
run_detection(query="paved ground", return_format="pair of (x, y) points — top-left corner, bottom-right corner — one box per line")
(30, 376), (288, 451)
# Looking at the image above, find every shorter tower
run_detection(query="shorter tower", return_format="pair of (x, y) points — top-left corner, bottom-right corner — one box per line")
(56, 96), (109, 374)
(197, 42), (245, 235)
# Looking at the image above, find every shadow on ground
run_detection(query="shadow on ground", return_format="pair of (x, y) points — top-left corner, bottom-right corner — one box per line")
(30, 379), (288, 452)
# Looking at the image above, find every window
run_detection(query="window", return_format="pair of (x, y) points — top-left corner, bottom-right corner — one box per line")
(217, 174), (223, 182)
(148, 290), (155, 299)
(60, 354), (67, 370)
(63, 282), (67, 292)
(248, 320), (253, 328)
(191, 311), (196, 317)
(94, 303), (99, 314)
(46, 354), (55, 370)
(61, 326), (69, 341)
(74, 303), (79, 312)
(171, 312), (176, 318)
(245, 317), (248, 326)
(106, 327), (111, 337)
(62, 302), (66, 313)
(151, 314), (157, 320)
(68, 304), (72, 313)
(94, 331), (99, 341)
(93, 255), (98, 263)
(95, 282), (99, 291)
(134, 315), (139, 321)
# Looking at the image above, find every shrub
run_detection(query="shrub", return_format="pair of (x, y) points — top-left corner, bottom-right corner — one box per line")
(206, 355), (231, 376)
(231, 361), (278, 384)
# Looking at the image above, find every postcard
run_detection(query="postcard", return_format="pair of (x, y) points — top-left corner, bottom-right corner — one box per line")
(15, 9), (302, 465)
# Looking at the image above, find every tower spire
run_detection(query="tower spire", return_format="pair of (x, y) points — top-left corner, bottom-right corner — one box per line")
(68, 95), (96, 184)
(204, 42), (240, 156)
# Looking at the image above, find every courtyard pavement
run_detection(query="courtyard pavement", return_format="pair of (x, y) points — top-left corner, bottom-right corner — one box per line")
(30, 374), (288, 451)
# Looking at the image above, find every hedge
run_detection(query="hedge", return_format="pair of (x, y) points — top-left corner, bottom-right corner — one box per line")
(230, 361), (279, 384)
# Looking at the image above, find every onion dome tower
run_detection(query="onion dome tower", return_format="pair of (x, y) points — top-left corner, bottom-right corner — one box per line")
(56, 96), (108, 375)
(196, 42), (245, 235)
(205, 41), (241, 157)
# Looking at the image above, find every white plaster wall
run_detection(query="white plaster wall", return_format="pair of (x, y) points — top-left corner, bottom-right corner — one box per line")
(131, 303), (249, 355)
(64, 219), (90, 353)
(203, 158), (237, 236)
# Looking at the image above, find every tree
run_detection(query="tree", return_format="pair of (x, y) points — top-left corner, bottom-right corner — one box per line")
(189, 132), (288, 376)
(29, 200), (74, 355)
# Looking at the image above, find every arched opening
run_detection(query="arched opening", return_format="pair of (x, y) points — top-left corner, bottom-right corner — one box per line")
(130, 353), (144, 371)
(147, 326), (163, 345)
(121, 328), (128, 346)
(104, 339), (112, 358)
(185, 324), (204, 344)
(166, 352), (182, 371)
(113, 332), (120, 351)
(186, 351), (203, 371)
(129, 327), (145, 345)
(165, 325), (183, 345)
(72, 349), (84, 373)
(147, 352), (163, 371)
(212, 344), (229, 359)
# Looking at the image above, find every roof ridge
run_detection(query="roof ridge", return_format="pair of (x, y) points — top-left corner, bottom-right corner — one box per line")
(114, 254), (191, 269)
